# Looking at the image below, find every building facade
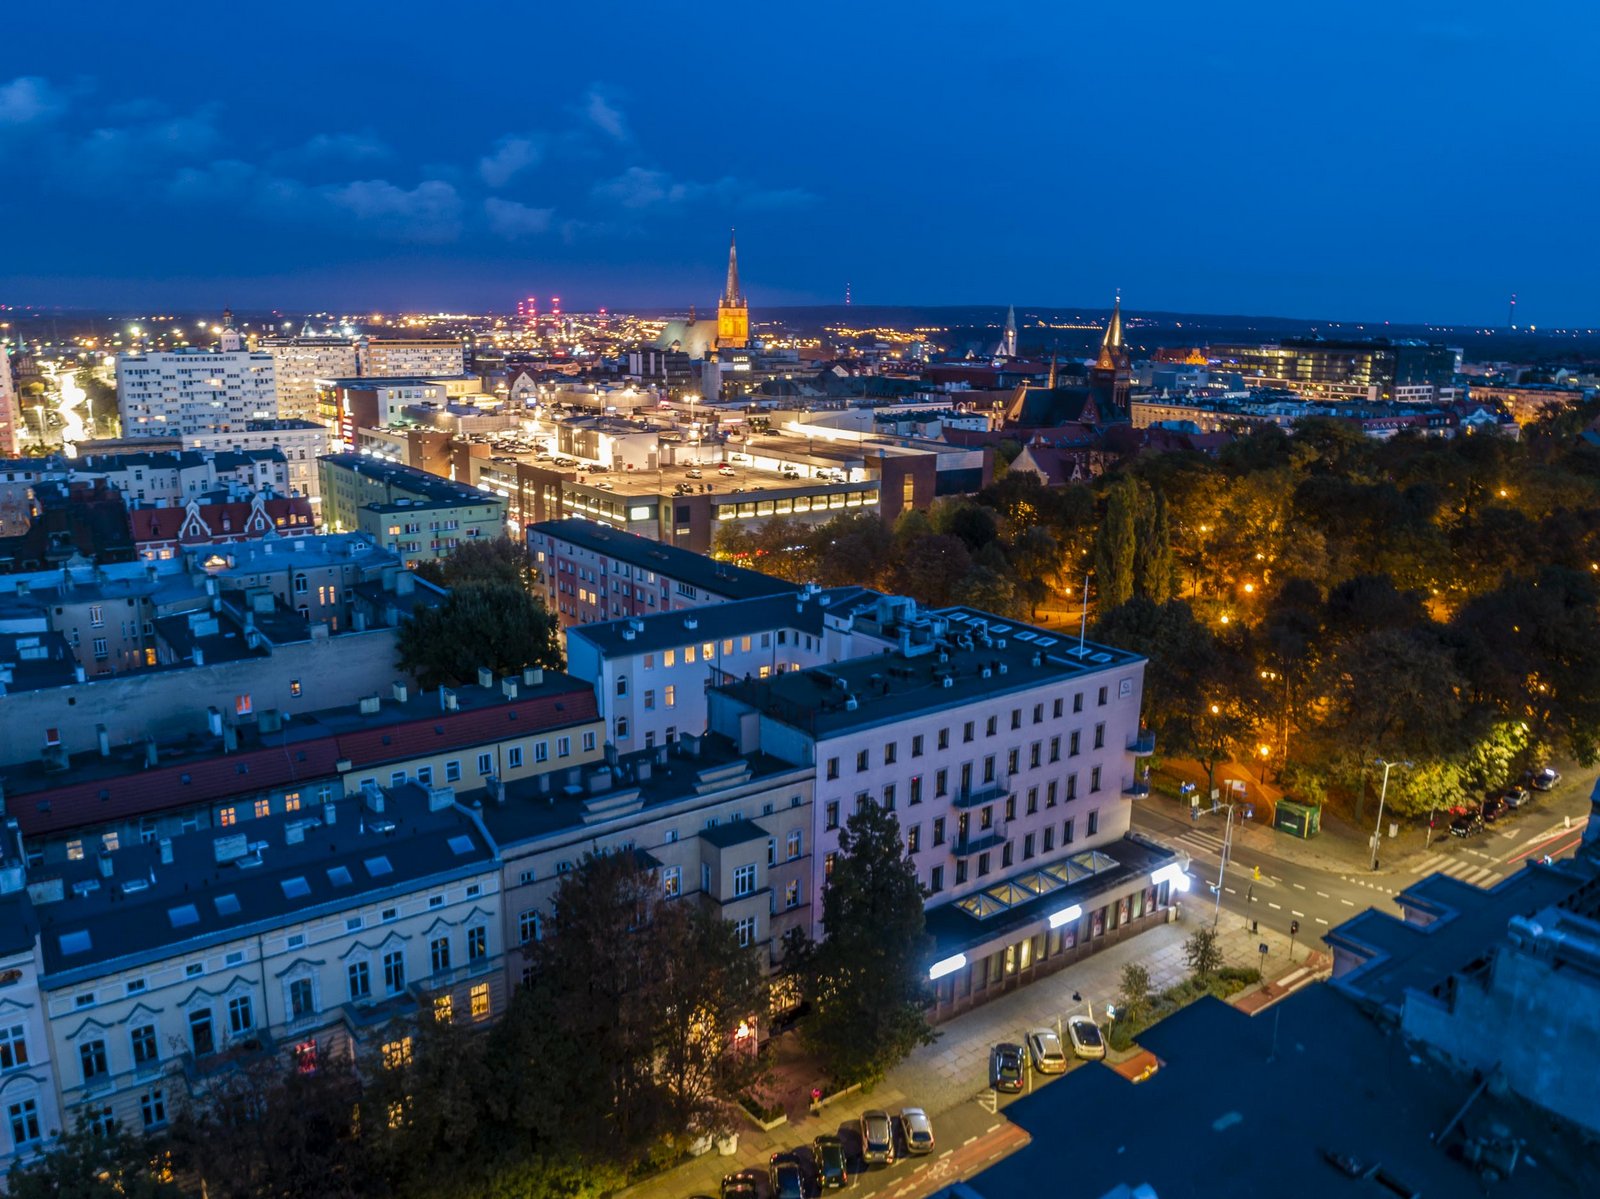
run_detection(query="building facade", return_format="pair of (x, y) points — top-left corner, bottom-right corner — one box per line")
(185, 420), (332, 508)
(258, 336), (358, 424)
(356, 338), (466, 380)
(318, 453), (506, 560)
(116, 349), (278, 439)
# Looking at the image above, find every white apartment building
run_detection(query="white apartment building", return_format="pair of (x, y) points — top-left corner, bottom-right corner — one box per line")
(116, 347), (278, 439)
(0, 827), (60, 1176)
(710, 598), (1183, 1020)
(25, 785), (502, 1157)
(357, 337), (465, 379)
(0, 349), (19, 457)
(185, 420), (332, 508)
(564, 586), (884, 751)
(258, 336), (358, 425)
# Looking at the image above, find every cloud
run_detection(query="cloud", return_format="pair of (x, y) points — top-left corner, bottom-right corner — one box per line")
(325, 178), (463, 242)
(73, 109), (221, 178)
(0, 76), (66, 125)
(583, 87), (629, 142)
(485, 197), (554, 239)
(281, 131), (390, 166)
(478, 134), (542, 188)
(593, 166), (815, 212)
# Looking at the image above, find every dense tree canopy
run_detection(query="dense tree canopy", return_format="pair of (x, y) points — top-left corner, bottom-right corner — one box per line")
(396, 581), (563, 688)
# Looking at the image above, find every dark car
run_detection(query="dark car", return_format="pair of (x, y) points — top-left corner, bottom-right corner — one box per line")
(1531, 767), (1561, 792)
(1481, 794), (1508, 823)
(722, 1168), (764, 1199)
(1450, 811), (1484, 838)
(768, 1153), (806, 1199)
(990, 1042), (1025, 1092)
(811, 1135), (849, 1190)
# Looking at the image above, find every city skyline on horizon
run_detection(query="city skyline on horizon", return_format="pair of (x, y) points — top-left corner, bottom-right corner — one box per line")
(2, 2), (1596, 328)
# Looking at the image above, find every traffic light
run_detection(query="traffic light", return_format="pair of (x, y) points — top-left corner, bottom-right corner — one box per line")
(1290, 920), (1300, 936)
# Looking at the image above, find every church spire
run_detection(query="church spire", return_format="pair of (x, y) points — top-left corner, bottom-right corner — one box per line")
(1095, 290), (1125, 371)
(1000, 305), (1017, 359)
(1048, 344), (1058, 389)
(722, 228), (742, 307)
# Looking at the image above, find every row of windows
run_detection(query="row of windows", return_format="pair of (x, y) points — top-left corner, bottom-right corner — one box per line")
(822, 765), (1104, 830)
(827, 726), (1105, 782)
(825, 707), (1111, 779)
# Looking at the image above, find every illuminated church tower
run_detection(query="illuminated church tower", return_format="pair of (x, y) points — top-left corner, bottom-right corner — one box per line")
(1089, 291), (1132, 414)
(716, 229), (749, 349)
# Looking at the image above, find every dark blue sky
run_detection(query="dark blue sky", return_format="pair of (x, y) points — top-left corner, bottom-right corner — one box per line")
(2, 1), (1594, 324)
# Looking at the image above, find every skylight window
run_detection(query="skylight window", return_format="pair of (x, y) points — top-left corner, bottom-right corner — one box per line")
(168, 904), (200, 929)
(59, 930), (92, 956)
(447, 835), (474, 856)
(326, 866), (353, 887)
(364, 855), (393, 878)
(280, 877), (311, 899)
(214, 894), (240, 916)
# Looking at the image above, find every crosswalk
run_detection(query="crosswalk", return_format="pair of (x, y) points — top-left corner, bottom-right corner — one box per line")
(1410, 852), (1504, 888)
(1171, 828), (1227, 856)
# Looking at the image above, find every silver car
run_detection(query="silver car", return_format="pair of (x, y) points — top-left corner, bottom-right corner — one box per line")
(900, 1107), (935, 1155)
(860, 1109), (895, 1166)
(1027, 1028), (1068, 1074)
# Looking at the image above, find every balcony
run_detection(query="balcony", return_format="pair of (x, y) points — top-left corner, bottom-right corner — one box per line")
(951, 781), (1009, 810)
(1124, 779), (1152, 799)
(951, 830), (1007, 858)
(1129, 731), (1156, 757)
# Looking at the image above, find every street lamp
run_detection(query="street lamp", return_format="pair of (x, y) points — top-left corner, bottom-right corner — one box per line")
(1256, 744), (1271, 784)
(1370, 758), (1411, 871)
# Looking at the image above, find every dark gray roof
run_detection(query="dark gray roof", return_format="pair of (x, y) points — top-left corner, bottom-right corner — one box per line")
(567, 588), (877, 659)
(714, 606), (1144, 739)
(699, 818), (773, 850)
(528, 519), (799, 601)
(958, 984), (1598, 1199)
(34, 782), (496, 983)
(320, 453), (505, 509)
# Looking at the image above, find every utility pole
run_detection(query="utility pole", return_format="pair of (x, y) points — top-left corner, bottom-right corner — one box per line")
(1211, 799), (1237, 930)
(1371, 757), (1411, 871)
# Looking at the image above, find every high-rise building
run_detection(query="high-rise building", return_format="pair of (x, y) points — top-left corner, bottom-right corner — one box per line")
(357, 336), (466, 378)
(716, 230), (749, 350)
(0, 345), (18, 457)
(258, 335), (358, 423)
(115, 333), (277, 439)
(1209, 337), (1457, 404)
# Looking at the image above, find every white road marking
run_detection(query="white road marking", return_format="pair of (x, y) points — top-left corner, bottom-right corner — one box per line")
(1340, 899), (1355, 906)
(1224, 886), (1236, 894)
(1291, 909), (1305, 917)
(1315, 917), (1329, 925)
(1293, 882), (1306, 890)
(1316, 891), (1329, 898)
(1268, 901), (1282, 910)
(1270, 874), (1284, 882)
(963, 1136), (977, 1146)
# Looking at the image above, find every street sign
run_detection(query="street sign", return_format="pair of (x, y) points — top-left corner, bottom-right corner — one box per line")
(1258, 942), (1269, 956)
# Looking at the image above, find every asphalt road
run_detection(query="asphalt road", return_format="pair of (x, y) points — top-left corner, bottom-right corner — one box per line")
(1131, 775), (1595, 948)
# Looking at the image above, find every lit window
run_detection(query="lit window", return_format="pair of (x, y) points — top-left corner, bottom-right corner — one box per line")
(381, 1036), (413, 1069)
(470, 982), (490, 1020)
(433, 994), (453, 1023)
(219, 807), (236, 827)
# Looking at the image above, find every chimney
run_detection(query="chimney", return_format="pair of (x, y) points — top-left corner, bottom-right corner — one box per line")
(74, 665), (86, 684)
(206, 706), (224, 737)
(427, 785), (455, 812)
(222, 723), (238, 753)
(501, 677), (519, 700)
(361, 781), (385, 814)
(395, 571), (415, 596)
(159, 838), (174, 865)
(143, 738), (159, 768)
(96, 851), (113, 880)
(522, 667), (544, 687)
(485, 776), (506, 806)
(359, 694), (381, 715)
(391, 681), (409, 704)
(325, 799), (337, 824)
(96, 723), (110, 758)
(444, 691), (459, 712)
(286, 822), (305, 845)
(191, 648), (205, 667)
(477, 666), (494, 689)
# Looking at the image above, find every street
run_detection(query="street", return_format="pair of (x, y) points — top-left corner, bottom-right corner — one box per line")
(1130, 775), (1595, 947)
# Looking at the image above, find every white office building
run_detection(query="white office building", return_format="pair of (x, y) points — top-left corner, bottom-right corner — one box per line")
(258, 336), (358, 424)
(116, 345), (277, 439)
(357, 337), (465, 379)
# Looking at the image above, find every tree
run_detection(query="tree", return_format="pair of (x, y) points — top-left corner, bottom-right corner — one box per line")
(1183, 927), (1224, 980)
(413, 535), (535, 591)
(1093, 476), (1138, 611)
(1116, 962), (1153, 1028)
(8, 1116), (182, 1199)
(396, 581), (563, 688)
(801, 802), (935, 1086)
(1132, 485), (1174, 603)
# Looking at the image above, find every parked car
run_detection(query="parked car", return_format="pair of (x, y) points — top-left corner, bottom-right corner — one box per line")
(1481, 794), (1507, 823)
(718, 464), (737, 476)
(900, 1107), (935, 1155)
(1026, 1028), (1068, 1074)
(687, 468), (703, 479)
(859, 1110), (895, 1166)
(768, 1153), (806, 1199)
(990, 1042), (1025, 1092)
(811, 1135), (849, 1190)
(1503, 786), (1531, 809)
(1531, 767), (1561, 792)
(1066, 1016), (1106, 1060)
(1450, 811), (1485, 838)
(722, 1169), (763, 1199)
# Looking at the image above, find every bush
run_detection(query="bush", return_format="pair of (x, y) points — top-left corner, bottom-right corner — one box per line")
(738, 1094), (784, 1123)
(1216, 966), (1262, 986)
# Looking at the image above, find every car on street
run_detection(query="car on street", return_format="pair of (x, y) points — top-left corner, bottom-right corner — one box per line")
(1503, 786), (1531, 809)
(1531, 767), (1561, 791)
(768, 1153), (807, 1199)
(990, 1042), (1025, 1091)
(1067, 1016), (1106, 1060)
(1481, 794), (1508, 823)
(811, 1135), (849, 1189)
(1450, 811), (1485, 838)
(718, 464), (737, 476)
(1026, 1028), (1068, 1074)
(687, 468), (703, 478)
(859, 1110), (895, 1166)
(723, 1168), (764, 1199)
(900, 1107), (935, 1155)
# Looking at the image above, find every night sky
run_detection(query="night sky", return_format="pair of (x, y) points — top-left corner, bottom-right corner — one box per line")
(1, 1), (1594, 323)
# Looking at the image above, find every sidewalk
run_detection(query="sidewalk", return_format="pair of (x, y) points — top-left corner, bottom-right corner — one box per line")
(615, 906), (1307, 1199)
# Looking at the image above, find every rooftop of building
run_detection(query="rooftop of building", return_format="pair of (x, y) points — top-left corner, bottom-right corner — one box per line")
(475, 731), (805, 849)
(238, 419), (332, 432)
(957, 983), (1598, 1199)
(1326, 845), (1600, 1016)
(0, 629), (79, 693)
(567, 586), (880, 659)
(317, 375), (475, 389)
(713, 604), (1145, 739)
(2, 671), (600, 837)
(30, 781), (497, 982)
(319, 452), (507, 508)
(527, 518), (800, 601)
